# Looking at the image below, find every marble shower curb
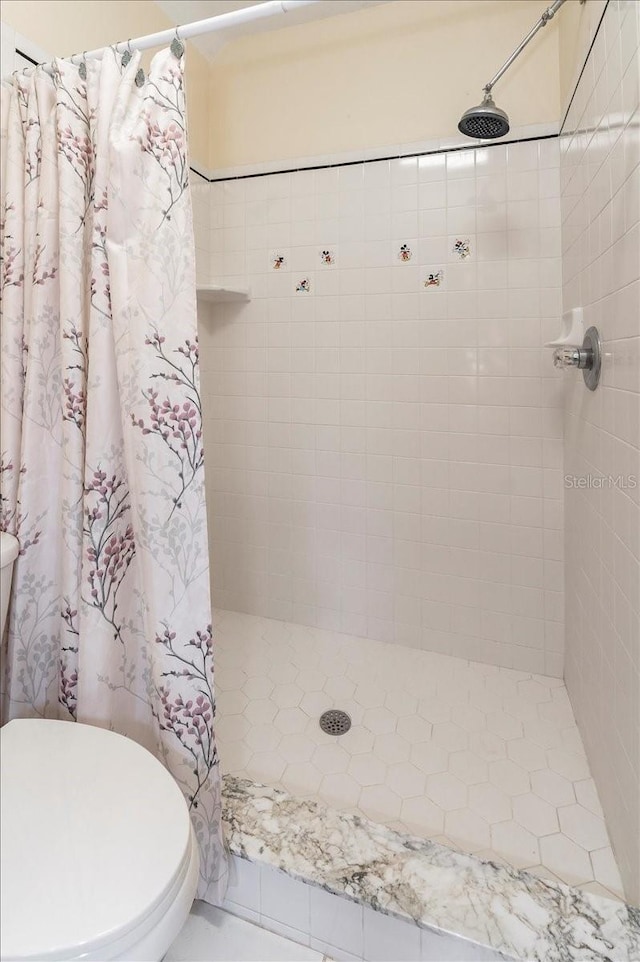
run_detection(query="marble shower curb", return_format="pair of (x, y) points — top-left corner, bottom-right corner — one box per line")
(221, 775), (640, 962)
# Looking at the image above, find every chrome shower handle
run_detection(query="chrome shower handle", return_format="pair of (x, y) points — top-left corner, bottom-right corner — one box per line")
(552, 346), (593, 370)
(551, 326), (602, 391)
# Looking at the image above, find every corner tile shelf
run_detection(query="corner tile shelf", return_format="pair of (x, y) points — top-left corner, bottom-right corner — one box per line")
(196, 284), (250, 303)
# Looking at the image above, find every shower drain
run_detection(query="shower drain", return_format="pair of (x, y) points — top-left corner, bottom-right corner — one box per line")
(319, 709), (352, 736)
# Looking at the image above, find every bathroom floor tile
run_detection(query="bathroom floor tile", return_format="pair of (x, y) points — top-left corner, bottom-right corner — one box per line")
(214, 609), (625, 902)
(165, 903), (324, 962)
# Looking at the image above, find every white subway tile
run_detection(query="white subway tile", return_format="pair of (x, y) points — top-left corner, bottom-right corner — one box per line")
(309, 887), (364, 957)
(362, 907), (421, 961)
(260, 866), (311, 932)
(198, 130), (566, 680)
(223, 855), (261, 914)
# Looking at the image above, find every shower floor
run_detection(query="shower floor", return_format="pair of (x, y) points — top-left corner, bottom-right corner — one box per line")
(214, 609), (625, 902)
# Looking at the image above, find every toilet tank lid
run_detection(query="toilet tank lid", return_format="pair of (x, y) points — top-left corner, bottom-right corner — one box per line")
(0, 531), (19, 568)
(1, 719), (193, 961)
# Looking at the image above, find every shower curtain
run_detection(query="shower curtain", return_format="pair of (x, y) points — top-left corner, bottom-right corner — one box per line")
(0, 46), (226, 902)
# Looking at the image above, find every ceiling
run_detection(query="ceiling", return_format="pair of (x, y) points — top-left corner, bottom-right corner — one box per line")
(153, 0), (391, 60)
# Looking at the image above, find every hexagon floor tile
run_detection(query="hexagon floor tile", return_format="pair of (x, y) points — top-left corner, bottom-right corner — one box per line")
(213, 608), (626, 902)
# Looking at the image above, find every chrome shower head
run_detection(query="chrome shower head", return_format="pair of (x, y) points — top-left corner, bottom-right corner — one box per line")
(458, 92), (510, 140)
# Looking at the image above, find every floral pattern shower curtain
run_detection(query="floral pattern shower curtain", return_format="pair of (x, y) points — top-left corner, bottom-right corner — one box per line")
(0, 46), (226, 902)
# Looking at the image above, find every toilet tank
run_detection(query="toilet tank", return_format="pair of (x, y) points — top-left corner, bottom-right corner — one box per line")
(0, 532), (19, 637)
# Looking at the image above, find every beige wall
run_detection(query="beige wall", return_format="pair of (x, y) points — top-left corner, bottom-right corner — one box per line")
(0, 0), (210, 167)
(2, 0), (570, 172)
(208, 0), (562, 170)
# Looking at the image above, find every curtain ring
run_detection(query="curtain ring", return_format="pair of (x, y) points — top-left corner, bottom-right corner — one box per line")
(134, 38), (145, 88)
(171, 26), (184, 59)
(121, 39), (133, 68)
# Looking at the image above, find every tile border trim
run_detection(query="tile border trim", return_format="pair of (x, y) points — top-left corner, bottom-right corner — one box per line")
(189, 125), (559, 185)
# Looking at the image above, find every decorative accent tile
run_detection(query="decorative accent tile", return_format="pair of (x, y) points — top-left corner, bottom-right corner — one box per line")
(319, 248), (336, 266)
(269, 250), (289, 271)
(423, 269), (444, 288)
(397, 243), (412, 262)
(295, 277), (312, 294)
(452, 238), (471, 259)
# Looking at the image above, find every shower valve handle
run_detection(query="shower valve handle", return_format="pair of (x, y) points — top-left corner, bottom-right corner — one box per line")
(551, 327), (602, 391)
(552, 345), (593, 370)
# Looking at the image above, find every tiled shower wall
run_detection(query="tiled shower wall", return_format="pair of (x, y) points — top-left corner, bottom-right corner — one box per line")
(193, 174), (212, 286)
(197, 138), (565, 676)
(561, 0), (640, 903)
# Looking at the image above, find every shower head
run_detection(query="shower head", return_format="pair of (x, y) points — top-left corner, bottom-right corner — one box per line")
(458, 93), (510, 140)
(457, 1), (565, 140)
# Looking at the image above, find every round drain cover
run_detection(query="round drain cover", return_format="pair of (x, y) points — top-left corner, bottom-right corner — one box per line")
(319, 709), (351, 736)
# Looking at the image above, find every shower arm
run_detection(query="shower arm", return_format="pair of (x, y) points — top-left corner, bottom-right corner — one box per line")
(482, 0), (566, 98)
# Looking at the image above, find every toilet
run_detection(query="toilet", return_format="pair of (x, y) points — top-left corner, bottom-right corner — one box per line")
(0, 532), (200, 961)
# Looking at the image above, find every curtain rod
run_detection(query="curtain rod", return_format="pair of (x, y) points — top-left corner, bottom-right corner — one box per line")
(68, 0), (320, 64)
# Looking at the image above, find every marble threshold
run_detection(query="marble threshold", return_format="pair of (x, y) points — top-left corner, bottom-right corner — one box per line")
(221, 775), (640, 962)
